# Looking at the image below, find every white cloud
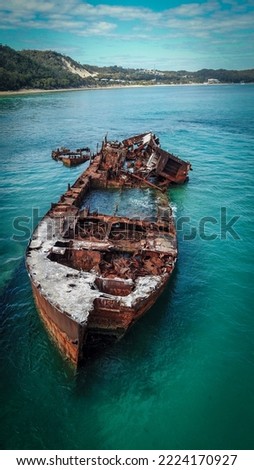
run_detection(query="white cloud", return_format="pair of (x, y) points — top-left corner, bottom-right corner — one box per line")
(168, 1), (220, 18)
(0, 0), (253, 42)
(79, 21), (117, 35)
(75, 3), (160, 21)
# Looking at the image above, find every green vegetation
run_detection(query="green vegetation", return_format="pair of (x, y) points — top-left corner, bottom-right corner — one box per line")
(1, 44), (254, 92)
(0, 45), (94, 91)
(87, 64), (254, 85)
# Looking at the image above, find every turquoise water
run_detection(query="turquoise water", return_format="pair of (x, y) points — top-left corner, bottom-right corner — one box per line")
(0, 85), (253, 450)
(80, 188), (158, 218)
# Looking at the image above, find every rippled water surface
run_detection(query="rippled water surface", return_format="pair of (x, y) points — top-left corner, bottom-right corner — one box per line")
(0, 85), (253, 449)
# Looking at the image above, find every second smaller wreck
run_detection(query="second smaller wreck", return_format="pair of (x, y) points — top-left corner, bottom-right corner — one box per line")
(52, 146), (91, 167)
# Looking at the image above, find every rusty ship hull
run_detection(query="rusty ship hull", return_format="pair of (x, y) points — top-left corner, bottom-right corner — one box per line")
(61, 155), (90, 167)
(26, 132), (191, 365)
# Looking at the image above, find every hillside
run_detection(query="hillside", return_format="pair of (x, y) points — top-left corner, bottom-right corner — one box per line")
(0, 45), (96, 91)
(0, 45), (253, 92)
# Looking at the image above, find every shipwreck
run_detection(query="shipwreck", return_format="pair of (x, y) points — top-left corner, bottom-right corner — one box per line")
(26, 132), (191, 365)
(52, 146), (91, 167)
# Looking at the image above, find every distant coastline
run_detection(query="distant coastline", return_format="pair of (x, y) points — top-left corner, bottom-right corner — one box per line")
(0, 85), (142, 96)
(0, 82), (251, 97)
(1, 45), (253, 96)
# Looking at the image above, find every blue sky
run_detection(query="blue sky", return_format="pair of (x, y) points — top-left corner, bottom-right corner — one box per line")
(0, 0), (253, 70)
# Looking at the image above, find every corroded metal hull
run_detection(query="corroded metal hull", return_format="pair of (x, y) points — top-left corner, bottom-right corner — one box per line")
(27, 132), (191, 366)
(61, 155), (90, 167)
(31, 282), (82, 363)
(31, 270), (170, 365)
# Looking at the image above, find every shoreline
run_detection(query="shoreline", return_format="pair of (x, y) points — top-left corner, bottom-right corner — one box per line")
(0, 82), (247, 97)
(0, 84), (147, 96)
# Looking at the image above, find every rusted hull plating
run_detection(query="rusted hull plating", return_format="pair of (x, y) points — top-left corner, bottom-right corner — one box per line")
(26, 132), (191, 366)
(32, 270), (170, 364)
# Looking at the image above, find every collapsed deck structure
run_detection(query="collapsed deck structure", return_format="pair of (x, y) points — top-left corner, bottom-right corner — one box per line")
(26, 132), (191, 365)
